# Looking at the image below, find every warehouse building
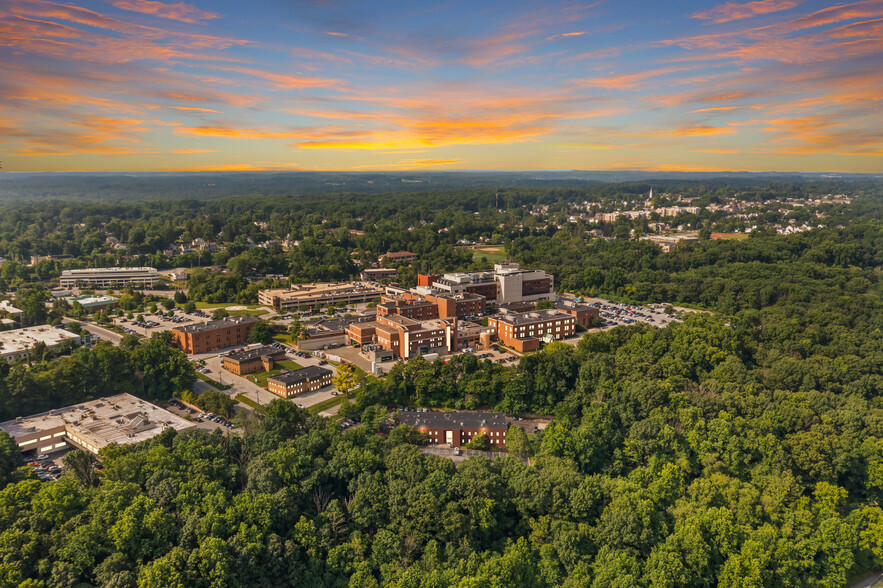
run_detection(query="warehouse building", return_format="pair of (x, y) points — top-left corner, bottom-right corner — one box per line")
(0, 393), (193, 456)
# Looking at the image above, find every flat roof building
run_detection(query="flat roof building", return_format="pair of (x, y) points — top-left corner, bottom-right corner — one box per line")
(488, 309), (576, 352)
(0, 300), (23, 318)
(399, 410), (508, 448)
(555, 300), (600, 328)
(418, 263), (554, 305)
(0, 393), (193, 456)
(360, 268), (398, 281)
(172, 316), (259, 355)
(258, 282), (383, 311)
(0, 325), (81, 363)
(267, 366), (333, 398)
(67, 294), (119, 311)
(60, 267), (159, 288)
(222, 345), (285, 375)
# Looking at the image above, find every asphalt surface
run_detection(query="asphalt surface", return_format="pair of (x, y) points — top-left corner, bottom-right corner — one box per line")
(61, 318), (124, 345)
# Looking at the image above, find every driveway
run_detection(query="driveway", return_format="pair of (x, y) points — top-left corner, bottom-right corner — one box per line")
(62, 318), (123, 346)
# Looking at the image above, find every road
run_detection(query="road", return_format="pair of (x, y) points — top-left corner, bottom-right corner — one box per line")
(62, 318), (123, 345)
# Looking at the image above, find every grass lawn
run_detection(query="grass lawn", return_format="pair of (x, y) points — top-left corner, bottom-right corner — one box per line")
(234, 394), (263, 410)
(192, 302), (270, 316)
(308, 395), (345, 415)
(470, 247), (510, 265)
(196, 372), (232, 390)
(249, 360), (302, 388)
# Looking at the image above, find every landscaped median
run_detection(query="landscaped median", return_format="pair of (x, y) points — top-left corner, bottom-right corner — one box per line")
(307, 395), (345, 415)
(195, 371), (232, 390)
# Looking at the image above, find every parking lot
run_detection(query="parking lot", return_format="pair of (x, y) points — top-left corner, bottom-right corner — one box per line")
(114, 309), (212, 337)
(583, 298), (682, 329)
(164, 399), (238, 431)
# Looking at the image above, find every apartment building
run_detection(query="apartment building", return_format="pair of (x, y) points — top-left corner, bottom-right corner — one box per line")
(267, 366), (333, 398)
(172, 316), (259, 354)
(60, 267), (159, 288)
(488, 309), (576, 352)
(399, 410), (508, 448)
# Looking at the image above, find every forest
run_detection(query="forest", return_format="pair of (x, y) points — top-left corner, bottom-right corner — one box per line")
(0, 180), (879, 586)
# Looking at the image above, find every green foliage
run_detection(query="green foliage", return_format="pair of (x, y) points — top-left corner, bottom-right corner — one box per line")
(246, 321), (273, 345)
(194, 390), (235, 418)
(464, 432), (491, 451)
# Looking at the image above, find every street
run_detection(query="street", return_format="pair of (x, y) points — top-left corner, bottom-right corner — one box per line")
(61, 318), (124, 346)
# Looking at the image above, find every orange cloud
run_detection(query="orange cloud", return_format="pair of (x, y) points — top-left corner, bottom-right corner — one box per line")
(578, 66), (699, 90)
(695, 148), (741, 153)
(546, 31), (586, 40)
(692, 0), (801, 24)
(170, 148), (217, 153)
(107, 0), (220, 23)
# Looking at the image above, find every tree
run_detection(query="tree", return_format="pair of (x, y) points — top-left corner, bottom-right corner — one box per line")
(0, 432), (21, 489)
(161, 299), (175, 310)
(131, 332), (196, 401)
(183, 301), (196, 313)
(506, 425), (532, 462)
(212, 308), (229, 320)
(247, 321), (273, 345)
(464, 433), (491, 451)
(194, 390), (236, 418)
(332, 363), (358, 395)
(62, 450), (100, 488)
(173, 291), (187, 304)
(289, 317), (302, 342)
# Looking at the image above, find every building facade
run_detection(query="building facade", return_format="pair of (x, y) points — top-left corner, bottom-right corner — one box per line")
(221, 346), (285, 375)
(417, 263), (554, 305)
(377, 297), (440, 321)
(555, 300), (600, 328)
(172, 316), (259, 354)
(0, 393), (192, 456)
(60, 267), (159, 288)
(488, 309), (576, 352)
(399, 410), (508, 448)
(258, 282), (383, 311)
(267, 366), (333, 398)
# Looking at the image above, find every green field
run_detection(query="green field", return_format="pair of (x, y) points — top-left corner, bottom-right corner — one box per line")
(249, 359), (302, 388)
(192, 302), (270, 316)
(470, 247), (510, 265)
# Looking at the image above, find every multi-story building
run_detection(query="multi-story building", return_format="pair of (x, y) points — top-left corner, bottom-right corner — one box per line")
(377, 296), (440, 321)
(424, 292), (486, 318)
(267, 366), (333, 398)
(360, 268), (398, 281)
(418, 263), (554, 305)
(60, 267), (159, 288)
(488, 309), (576, 352)
(221, 346), (285, 375)
(379, 251), (417, 264)
(66, 295), (119, 312)
(399, 410), (508, 448)
(0, 325), (82, 362)
(346, 314), (456, 359)
(172, 316), (259, 354)
(258, 282), (383, 311)
(0, 393), (192, 456)
(555, 300), (600, 328)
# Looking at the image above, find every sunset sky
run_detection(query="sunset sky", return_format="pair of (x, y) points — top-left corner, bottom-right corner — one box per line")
(1, 0), (881, 172)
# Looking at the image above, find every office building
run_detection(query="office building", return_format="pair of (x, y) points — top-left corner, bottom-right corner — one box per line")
(0, 393), (193, 456)
(417, 263), (554, 305)
(360, 268), (398, 281)
(488, 309), (576, 352)
(60, 267), (159, 288)
(222, 345), (285, 375)
(258, 282), (383, 311)
(267, 366), (333, 398)
(399, 410), (508, 448)
(172, 316), (259, 354)
(67, 295), (119, 312)
(0, 326), (81, 363)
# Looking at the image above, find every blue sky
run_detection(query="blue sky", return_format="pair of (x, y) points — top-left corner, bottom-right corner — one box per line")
(1, 0), (881, 171)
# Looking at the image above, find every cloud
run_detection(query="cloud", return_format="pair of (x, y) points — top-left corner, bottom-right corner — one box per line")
(170, 148), (217, 153)
(692, 0), (801, 24)
(578, 66), (700, 90)
(107, 0), (220, 23)
(546, 31), (586, 40)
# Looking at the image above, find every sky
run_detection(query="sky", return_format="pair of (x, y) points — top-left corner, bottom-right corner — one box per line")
(1, 0), (881, 172)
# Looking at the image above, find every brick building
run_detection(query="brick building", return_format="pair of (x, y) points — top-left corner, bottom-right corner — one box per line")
(377, 296), (440, 321)
(379, 251), (418, 264)
(425, 292), (486, 318)
(222, 345), (285, 375)
(267, 366), (333, 398)
(488, 309), (576, 352)
(345, 314), (455, 359)
(172, 316), (259, 355)
(555, 300), (600, 328)
(417, 263), (554, 305)
(399, 410), (508, 448)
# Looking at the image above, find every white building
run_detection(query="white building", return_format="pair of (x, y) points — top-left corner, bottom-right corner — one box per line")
(0, 393), (193, 455)
(0, 325), (82, 362)
(60, 267), (159, 288)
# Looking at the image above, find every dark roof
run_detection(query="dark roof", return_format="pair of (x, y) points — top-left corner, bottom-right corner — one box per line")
(399, 410), (507, 430)
(174, 315), (259, 334)
(224, 346), (284, 363)
(555, 300), (594, 312)
(307, 314), (376, 332)
(268, 366), (332, 386)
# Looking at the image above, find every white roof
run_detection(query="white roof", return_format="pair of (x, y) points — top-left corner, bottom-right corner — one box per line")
(0, 325), (81, 357)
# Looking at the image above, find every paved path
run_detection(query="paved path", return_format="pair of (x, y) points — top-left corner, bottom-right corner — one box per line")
(62, 318), (123, 346)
